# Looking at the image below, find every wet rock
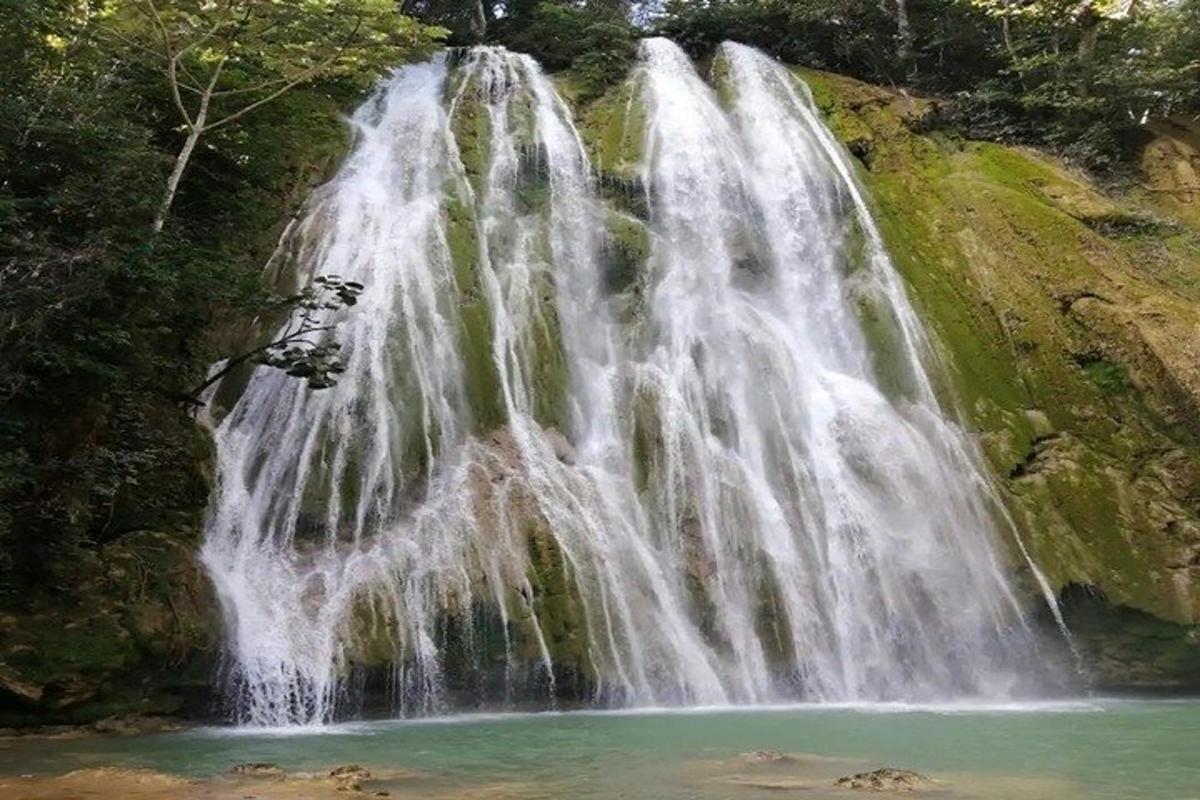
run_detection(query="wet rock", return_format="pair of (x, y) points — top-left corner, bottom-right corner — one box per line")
(230, 762), (285, 778)
(543, 427), (577, 465)
(0, 723), (90, 740)
(846, 136), (873, 163)
(834, 767), (930, 791)
(330, 764), (371, 791)
(742, 749), (791, 764)
(330, 764), (370, 777)
(0, 664), (44, 703)
(47, 675), (102, 709)
(91, 715), (185, 736)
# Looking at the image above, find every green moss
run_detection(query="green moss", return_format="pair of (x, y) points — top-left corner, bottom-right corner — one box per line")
(804, 68), (1200, 628)
(601, 212), (651, 295)
(448, 76), (493, 195)
(442, 190), (507, 432)
(841, 218), (923, 402)
(523, 520), (594, 692)
(515, 180), (551, 216)
(573, 77), (651, 220)
(444, 193), (479, 291)
(866, 169), (1034, 431)
(709, 50), (737, 111)
(577, 75), (645, 185)
(529, 282), (571, 432)
(458, 300), (506, 432)
(1076, 353), (1132, 396)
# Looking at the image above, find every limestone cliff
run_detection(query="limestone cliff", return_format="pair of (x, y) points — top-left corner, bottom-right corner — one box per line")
(793, 70), (1200, 685)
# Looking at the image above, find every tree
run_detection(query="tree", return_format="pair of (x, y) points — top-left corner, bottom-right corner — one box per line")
(0, 1), (401, 587)
(401, 0), (493, 43)
(892, 0), (914, 71)
(106, 0), (441, 232)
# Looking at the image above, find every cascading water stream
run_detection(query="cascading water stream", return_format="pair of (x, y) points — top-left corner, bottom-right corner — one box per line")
(202, 40), (1064, 727)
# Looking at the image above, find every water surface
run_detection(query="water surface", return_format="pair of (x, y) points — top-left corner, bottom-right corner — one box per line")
(2, 699), (1196, 799)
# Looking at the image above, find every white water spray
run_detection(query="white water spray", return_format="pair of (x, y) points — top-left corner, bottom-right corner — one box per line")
(202, 41), (1063, 726)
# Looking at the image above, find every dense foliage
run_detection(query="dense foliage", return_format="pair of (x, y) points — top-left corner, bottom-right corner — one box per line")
(0, 1), (440, 597)
(402, 0), (1197, 171)
(654, 0), (1200, 173)
(406, 0), (640, 99)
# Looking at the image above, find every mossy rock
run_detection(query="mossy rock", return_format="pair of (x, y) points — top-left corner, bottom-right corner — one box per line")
(440, 185), (508, 433)
(0, 530), (218, 726)
(528, 275), (571, 433)
(1050, 584), (1200, 689)
(448, 70), (493, 196)
(457, 299), (506, 432)
(575, 74), (649, 220)
(801, 68), (1200, 640)
(524, 519), (594, 698)
(600, 211), (651, 296)
(577, 76), (645, 179)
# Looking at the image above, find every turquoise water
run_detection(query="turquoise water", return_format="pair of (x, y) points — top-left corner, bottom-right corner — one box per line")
(2, 699), (1197, 799)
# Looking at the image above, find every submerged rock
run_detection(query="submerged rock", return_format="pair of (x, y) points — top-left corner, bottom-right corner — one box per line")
(330, 764), (372, 791)
(741, 749), (792, 764)
(834, 768), (930, 791)
(230, 762), (285, 777)
(329, 764), (371, 778)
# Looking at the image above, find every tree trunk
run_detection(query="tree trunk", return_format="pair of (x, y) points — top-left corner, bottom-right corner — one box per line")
(1077, 9), (1102, 96)
(153, 80), (213, 233)
(469, 0), (487, 42)
(153, 124), (201, 233)
(894, 0), (914, 73)
(1002, 13), (1028, 91)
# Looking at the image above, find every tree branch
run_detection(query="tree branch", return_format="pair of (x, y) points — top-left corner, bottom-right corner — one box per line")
(204, 54), (340, 130)
(181, 324), (336, 404)
(167, 54), (195, 129)
(204, 15), (364, 131)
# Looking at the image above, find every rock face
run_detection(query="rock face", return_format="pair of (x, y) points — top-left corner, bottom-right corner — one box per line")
(1138, 118), (1200, 230)
(835, 768), (931, 792)
(796, 68), (1200, 682)
(0, 529), (218, 727)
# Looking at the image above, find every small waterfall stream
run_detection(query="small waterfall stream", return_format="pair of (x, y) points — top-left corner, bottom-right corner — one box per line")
(202, 40), (1061, 726)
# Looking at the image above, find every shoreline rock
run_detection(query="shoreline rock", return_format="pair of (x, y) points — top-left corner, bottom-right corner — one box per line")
(835, 767), (931, 792)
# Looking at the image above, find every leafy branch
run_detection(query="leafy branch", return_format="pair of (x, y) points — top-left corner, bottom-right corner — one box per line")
(104, 0), (442, 232)
(181, 274), (363, 406)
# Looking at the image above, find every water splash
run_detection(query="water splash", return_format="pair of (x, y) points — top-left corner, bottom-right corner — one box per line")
(202, 42), (1063, 726)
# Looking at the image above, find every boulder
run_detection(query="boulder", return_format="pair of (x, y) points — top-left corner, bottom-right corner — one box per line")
(229, 762), (285, 778)
(835, 768), (931, 792)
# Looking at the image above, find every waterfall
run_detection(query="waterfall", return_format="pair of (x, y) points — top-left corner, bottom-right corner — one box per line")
(202, 40), (1059, 727)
